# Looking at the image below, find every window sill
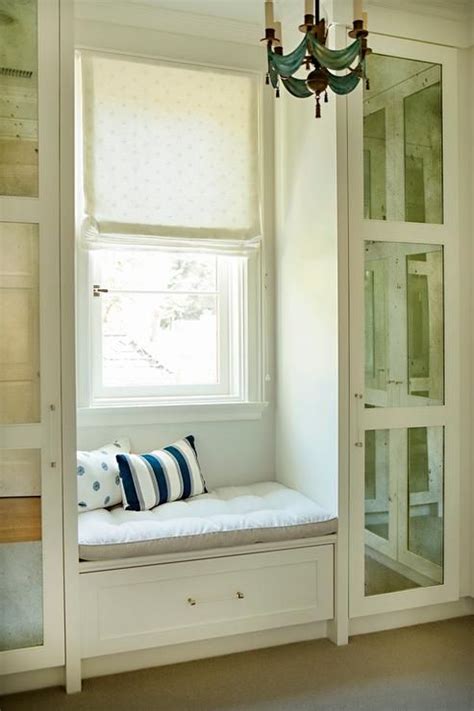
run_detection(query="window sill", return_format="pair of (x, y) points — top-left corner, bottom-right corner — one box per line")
(77, 401), (269, 427)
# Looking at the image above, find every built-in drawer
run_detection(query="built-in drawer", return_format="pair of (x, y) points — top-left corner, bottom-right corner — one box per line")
(80, 544), (334, 658)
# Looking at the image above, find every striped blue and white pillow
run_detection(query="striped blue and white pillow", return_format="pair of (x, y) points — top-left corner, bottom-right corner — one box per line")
(117, 435), (207, 511)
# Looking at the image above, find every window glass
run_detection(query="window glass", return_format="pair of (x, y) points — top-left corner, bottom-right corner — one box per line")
(101, 292), (218, 388)
(90, 249), (238, 402)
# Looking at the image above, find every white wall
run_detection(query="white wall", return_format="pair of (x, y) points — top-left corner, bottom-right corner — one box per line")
(74, 2), (276, 490)
(273, 7), (339, 514)
(77, 412), (275, 490)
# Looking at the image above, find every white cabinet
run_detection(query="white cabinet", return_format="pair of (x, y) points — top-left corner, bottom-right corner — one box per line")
(347, 35), (460, 618)
(80, 546), (334, 659)
(0, 0), (65, 675)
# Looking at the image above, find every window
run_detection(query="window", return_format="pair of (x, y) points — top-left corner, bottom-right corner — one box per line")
(76, 51), (263, 410)
(88, 248), (249, 404)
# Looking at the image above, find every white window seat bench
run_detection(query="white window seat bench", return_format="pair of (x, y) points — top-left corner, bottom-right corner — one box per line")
(77, 483), (338, 663)
(78, 481), (337, 561)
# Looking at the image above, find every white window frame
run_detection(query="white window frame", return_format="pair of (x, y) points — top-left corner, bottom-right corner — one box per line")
(87, 248), (247, 405)
(76, 245), (264, 418)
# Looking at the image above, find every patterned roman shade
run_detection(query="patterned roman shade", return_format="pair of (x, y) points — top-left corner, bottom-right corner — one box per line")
(79, 51), (261, 249)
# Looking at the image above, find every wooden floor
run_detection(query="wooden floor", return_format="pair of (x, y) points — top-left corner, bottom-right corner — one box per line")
(0, 498), (41, 543)
(2, 616), (473, 710)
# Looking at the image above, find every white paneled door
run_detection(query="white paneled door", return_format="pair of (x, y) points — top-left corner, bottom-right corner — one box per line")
(0, 0), (64, 674)
(348, 36), (460, 618)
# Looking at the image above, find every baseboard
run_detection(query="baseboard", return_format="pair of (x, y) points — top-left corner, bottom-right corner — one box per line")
(81, 620), (329, 679)
(349, 596), (474, 636)
(4, 599), (472, 696)
(0, 666), (64, 697)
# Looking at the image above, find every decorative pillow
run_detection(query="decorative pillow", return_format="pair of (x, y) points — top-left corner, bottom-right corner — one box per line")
(117, 435), (207, 511)
(77, 438), (131, 512)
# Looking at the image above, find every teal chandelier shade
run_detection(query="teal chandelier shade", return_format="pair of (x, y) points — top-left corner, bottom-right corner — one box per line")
(262, 1), (371, 117)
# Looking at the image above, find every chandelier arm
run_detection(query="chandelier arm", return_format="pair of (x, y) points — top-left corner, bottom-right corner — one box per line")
(281, 76), (313, 99)
(321, 58), (365, 80)
(306, 34), (361, 70)
(268, 35), (307, 76)
(278, 68), (362, 99)
(326, 69), (361, 94)
(267, 50), (280, 88)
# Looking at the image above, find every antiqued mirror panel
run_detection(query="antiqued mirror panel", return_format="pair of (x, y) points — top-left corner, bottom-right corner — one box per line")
(364, 427), (444, 597)
(363, 53), (443, 224)
(0, 222), (40, 424)
(0, 0), (38, 197)
(0, 448), (43, 651)
(365, 429), (390, 542)
(364, 241), (444, 408)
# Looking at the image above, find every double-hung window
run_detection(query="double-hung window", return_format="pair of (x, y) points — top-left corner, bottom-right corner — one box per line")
(76, 51), (263, 410)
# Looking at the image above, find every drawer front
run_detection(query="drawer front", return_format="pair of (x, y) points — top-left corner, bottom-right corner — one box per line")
(80, 545), (334, 657)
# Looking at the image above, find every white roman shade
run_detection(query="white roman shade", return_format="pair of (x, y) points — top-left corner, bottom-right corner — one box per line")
(79, 51), (261, 249)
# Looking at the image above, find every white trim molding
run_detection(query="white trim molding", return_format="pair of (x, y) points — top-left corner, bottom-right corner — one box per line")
(77, 400), (268, 427)
(350, 596), (474, 636)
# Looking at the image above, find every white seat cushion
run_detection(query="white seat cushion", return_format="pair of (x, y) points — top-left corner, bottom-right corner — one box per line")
(78, 481), (337, 560)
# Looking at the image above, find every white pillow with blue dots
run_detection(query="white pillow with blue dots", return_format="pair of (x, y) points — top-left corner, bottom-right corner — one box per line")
(77, 438), (131, 512)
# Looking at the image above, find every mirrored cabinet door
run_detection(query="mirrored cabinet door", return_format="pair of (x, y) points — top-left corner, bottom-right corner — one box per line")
(0, 0), (64, 675)
(349, 35), (459, 619)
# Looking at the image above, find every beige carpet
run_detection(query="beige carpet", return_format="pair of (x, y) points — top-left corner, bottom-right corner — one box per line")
(2, 617), (473, 711)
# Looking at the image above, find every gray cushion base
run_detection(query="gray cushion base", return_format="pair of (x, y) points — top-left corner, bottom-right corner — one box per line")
(78, 481), (337, 561)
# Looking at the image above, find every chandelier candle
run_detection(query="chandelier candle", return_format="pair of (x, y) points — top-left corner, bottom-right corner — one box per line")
(265, 1), (274, 28)
(262, 0), (371, 118)
(274, 21), (282, 51)
(354, 0), (363, 20)
(304, 0), (314, 25)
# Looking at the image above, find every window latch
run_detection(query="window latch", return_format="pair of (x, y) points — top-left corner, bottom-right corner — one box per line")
(93, 284), (109, 297)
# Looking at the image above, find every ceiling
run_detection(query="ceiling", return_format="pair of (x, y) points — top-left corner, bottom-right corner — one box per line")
(370, 0), (472, 21)
(123, 0), (268, 24)
(123, 0), (472, 24)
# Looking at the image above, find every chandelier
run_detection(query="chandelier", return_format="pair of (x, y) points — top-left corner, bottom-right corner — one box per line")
(262, 0), (371, 117)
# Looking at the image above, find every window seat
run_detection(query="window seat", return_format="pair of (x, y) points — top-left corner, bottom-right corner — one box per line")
(78, 482), (337, 561)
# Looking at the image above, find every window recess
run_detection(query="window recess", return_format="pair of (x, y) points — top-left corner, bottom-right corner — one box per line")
(76, 50), (264, 410)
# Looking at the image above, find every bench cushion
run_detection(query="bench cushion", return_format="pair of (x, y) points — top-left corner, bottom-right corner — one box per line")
(78, 482), (337, 560)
